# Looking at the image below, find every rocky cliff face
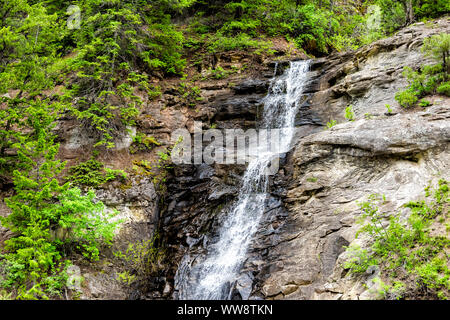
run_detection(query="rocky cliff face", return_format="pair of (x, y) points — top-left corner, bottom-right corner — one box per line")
(252, 17), (450, 300)
(257, 104), (449, 299)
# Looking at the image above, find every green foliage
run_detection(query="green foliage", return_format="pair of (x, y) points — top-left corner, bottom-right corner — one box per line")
(177, 81), (203, 107)
(206, 66), (229, 80)
(114, 236), (165, 288)
(0, 1), (64, 95)
(1, 1), (448, 156)
(326, 119), (338, 129)
(0, 103), (121, 299)
(0, 289), (13, 300)
(186, 0), (409, 55)
(395, 88), (419, 108)
(66, 159), (127, 188)
(183, 1), (448, 56)
(345, 180), (450, 299)
(415, 257), (450, 293)
(343, 244), (378, 274)
(376, 0), (449, 34)
(131, 159), (154, 176)
(345, 105), (355, 121)
(0, 1), (69, 179)
(63, 0), (184, 148)
(0, 97), (25, 180)
(385, 104), (393, 113)
(437, 81), (450, 95)
(372, 277), (406, 300)
(206, 32), (270, 53)
(419, 99), (432, 108)
(422, 33), (450, 74)
(0, 0), (193, 149)
(130, 133), (161, 154)
(364, 113), (374, 120)
(396, 35), (450, 107)
(376, 0), (407, 33)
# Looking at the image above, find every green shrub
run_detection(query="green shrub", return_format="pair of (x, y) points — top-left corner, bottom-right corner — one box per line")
(114, 236), (165, 289)
(437, 81), (450, 96)
(207, 32), (269, 52)
(178, 82), (203, 107)
(130, 133), (161, 154)
(395, 34), (449, 107)
(343, 244), (378, 274)
(63, 0), (188, 148)
(395, 88), (419, 108)
(422, 33), (450, 75)
(66, 159), (127, 188)
(419, 99), (432, 108)
(345, 105), (355, 121)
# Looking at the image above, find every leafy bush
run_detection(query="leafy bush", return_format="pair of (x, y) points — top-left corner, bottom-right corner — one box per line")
(207, 32), (269, 52)
(419, 99), (432, 108)
(66, 159), (127, 188)
(437, 81), (450, 96)
(130, 133), (161, 154)
(422, 33), (450, 75)
(343, 245), (378, 274)
(64, 1), (184, 148)
(395, 34), (450, 107)
(395, 89), (419, 108)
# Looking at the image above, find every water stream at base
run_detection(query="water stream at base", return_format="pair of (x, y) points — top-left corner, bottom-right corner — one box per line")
(175, 60), (311, 300)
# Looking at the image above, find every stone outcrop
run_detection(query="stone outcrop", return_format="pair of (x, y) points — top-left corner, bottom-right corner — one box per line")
(254, 103), (449, 300)
(73, 176), (161, 300)
(301, 18), (450, 126)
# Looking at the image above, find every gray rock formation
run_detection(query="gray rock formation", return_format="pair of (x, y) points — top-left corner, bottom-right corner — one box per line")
(255, 104), (449, 300)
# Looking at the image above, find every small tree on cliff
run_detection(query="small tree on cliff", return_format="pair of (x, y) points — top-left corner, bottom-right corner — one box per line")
(422, 33), (450, 79)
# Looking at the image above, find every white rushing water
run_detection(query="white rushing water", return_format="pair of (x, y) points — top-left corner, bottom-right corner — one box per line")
(175, 60), (311, 300)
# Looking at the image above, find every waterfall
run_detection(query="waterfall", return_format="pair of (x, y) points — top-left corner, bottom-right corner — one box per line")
(175, 60), (311, 300)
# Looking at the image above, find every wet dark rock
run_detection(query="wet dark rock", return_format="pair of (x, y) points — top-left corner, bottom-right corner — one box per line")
(212, 95), (263, 121)
(196, 164), (215, 180)
(233, 79), (269, 95)
(208, 185), (238, 201)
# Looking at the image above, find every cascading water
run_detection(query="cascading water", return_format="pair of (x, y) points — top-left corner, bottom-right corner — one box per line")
(175, 60), (311, 300)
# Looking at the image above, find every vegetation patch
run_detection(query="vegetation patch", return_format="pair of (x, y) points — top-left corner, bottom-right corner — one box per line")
(130, 133), (161, 154)
(343, 180), (449, 300)
(395, 33), (449, 108)
(66, 159), (127, 189)
(0, 105), (121, 299)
